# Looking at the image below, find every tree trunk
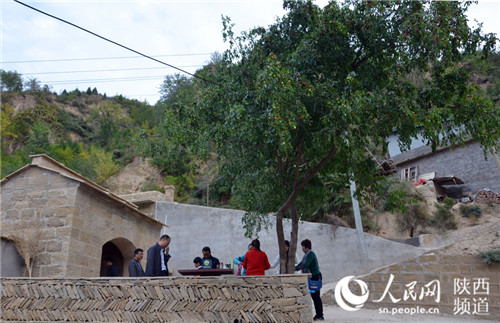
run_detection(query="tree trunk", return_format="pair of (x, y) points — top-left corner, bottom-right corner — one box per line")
(276, 209), (287, 274)
(275, 141), (339, 274)
(288, 202), (299, 274)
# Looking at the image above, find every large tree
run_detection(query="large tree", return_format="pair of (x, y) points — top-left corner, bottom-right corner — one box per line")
(166, 0), (499, 273)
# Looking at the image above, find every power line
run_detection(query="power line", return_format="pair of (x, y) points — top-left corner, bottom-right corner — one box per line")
(41, 75), (166, 85)
(22, 65), (203, 76)
(13, 0), (219, 86)
(177, 175), (226, 203)
(2, 53), (212, 64)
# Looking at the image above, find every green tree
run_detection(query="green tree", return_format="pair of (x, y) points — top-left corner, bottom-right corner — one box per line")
(177, 0), (499, 273)
(24, 77), (42, 94)
(0, 70), (23, 92)
(90, 101), (132, 148)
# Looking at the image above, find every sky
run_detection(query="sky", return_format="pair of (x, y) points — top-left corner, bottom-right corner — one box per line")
(1, 0), (499, 105)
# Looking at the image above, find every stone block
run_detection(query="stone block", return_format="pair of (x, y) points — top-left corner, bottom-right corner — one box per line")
(56, 206), (74, 218)
(421, 263), (443, 273)
(28, 199), (48, 209)
(48, 198), (68, 208)
(4, 209), (20, 220)
(422, 274), (440, 282)
(40, 228), (55, 240)
(39, 265), (64, 277)
(29, 175), (49, 186)
(403, 274), (420, 283)
(55, 227), (71, 238)
(47, 217), (66, 228)
(47, 188), (69, 198)
(26, 188), (46, 199)
(46, 240), (63, 252)
(419, 254), (438, 263)
(269, 298), (296, 306)
(405, 264), (423, 272)
(280, 275), (308, 285)
(51, 252), (68, 265)
(283, 287), (303, 298)
(13, 201), (30, 210)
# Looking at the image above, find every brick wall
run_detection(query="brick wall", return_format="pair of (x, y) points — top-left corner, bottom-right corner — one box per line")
(0, 274), (312, 322)
(359, 251), (500, 319)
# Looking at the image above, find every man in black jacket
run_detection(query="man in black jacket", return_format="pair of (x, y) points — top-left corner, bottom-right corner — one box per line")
(128, 248), (146, 277)
(145, 235), (171, 276)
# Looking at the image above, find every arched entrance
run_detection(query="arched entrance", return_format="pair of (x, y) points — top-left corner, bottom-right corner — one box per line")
(100, 237), (136, 277)
(1, 238), (26, 277)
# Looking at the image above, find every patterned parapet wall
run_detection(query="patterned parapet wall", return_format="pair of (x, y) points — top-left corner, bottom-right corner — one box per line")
(0, 274), (311, 322)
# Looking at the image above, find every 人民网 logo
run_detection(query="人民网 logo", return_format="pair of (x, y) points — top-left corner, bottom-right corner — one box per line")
(334, 275), (370, 311)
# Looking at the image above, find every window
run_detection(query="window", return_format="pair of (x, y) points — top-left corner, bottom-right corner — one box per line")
(401, 166), (418, 181)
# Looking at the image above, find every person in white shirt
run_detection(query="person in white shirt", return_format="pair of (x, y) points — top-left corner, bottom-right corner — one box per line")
(269, 240), (300, 274)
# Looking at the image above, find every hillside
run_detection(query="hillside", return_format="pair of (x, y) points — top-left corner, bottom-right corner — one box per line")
(1, 50), (499, 214)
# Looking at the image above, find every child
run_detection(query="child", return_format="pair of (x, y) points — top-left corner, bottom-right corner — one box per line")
(193, 257), (203, 269)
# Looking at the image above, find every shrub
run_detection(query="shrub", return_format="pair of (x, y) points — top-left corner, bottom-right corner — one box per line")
(459, 204), (482, 218)
(430, 199), (457, 230)
(479, 248), (500, 265)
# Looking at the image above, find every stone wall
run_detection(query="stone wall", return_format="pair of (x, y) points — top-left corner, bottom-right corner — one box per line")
(358, 250), (500, 320)
(1, 167), (79, 277)
(0, 274), (311, 322)
(1, 165), (163, 278)
(66, 185), (162, 277)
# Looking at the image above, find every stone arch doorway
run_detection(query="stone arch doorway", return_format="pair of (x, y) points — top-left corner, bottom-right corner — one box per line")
(100, 237), (136, 277)
(1, 238), (26, 277)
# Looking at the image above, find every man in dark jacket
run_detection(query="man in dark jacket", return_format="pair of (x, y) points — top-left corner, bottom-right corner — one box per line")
(105, 257), (120, 277)
(146, 235), (171, 276)
(128, 248), (146, 277)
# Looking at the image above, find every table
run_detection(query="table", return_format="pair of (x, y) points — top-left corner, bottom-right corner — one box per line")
(177, 269), (234, 276)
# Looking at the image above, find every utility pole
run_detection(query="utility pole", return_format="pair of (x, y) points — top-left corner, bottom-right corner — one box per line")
(207, 182), (210, 207)
(350, 179), (368, 263)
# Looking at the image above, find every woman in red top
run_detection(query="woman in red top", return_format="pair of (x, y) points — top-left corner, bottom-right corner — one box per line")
(243, 239), (270, 275)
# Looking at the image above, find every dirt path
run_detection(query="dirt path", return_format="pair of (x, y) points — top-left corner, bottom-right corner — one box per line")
(323, 305), (496, 322)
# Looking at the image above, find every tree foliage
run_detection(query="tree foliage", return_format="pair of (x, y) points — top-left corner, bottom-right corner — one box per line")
(0, 70), (23, 92)
(166, 0), (499, 273)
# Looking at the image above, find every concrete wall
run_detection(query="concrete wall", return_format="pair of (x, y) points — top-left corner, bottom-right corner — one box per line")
(66, 185), (162, 277)
(0, 167), (79, 277)
(157, 202), (425, 283)
(393, 141), (500, 194)
(0, 275), (312, 322)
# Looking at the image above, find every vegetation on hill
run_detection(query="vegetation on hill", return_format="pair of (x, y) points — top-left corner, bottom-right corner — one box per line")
(1, 70), (163, 185)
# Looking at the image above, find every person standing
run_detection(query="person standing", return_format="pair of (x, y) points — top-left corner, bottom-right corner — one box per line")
(146, 235), (171, 276)
(243, 239), (270, 276)
(128, 248), (146, 277)
(104, 257), (120, 277)
(233, 243), (253, 276)
(296, 239), (324, 321)
(269, 240), (300, 274)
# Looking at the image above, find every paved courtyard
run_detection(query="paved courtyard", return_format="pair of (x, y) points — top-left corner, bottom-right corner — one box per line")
(323, 305), (497, 323)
